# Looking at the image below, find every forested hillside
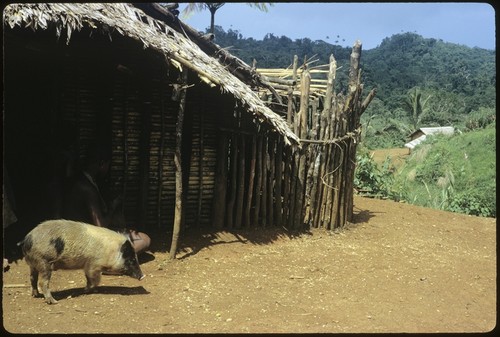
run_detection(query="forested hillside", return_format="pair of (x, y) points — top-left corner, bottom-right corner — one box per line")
(212, 27), (496, 148)
(210, 27), (495, 218)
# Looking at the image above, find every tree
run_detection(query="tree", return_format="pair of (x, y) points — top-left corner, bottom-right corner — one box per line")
(403, 87), (431, 131)
(180, 3), (273, 34)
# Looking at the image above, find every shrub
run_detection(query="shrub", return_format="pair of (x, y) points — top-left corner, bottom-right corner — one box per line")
(448, 192), (495, 217)
(354, 151), (395, 199)
(392, 127), (496, 217)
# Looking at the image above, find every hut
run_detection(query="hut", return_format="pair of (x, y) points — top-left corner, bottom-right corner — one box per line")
(3, 4), (375, 258)
(404, 126), (455, 150)
(2, 3), (299, 247)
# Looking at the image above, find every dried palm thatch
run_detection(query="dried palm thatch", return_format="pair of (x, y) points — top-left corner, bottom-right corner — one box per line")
(3, 2), (299, 146)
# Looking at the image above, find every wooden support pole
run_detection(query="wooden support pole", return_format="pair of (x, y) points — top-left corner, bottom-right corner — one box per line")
(288, 150), (297, 229)
(235, 134), (246, 228)
(297, 69), (311, 137)
(244, 135), (257, 227)
(287, 55), (299, 127)
(304, 97), (320, 225)
(282, 145), (292, 226)
(307, 150), (321, 227)
(322, 55), (336, 140)
(260, 136), (268, 226)
(169, 68), (188, 260)
(324, 107), (340, 229)
(332, 139), (345, 229)
(253, 135), (263, 226)
(274, 138), (283, 226)
(267, 137), (275, 226)
(345, 40), (369, 223)
(293, 67), (310, 228)
(226, 133), (238, 229)
(213, 132), (228, 228)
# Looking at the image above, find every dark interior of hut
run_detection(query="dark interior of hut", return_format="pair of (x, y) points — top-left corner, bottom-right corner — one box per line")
(3, 25), (250, 257)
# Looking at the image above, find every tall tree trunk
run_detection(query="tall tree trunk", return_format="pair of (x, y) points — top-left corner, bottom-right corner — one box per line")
(209, 8), (216, 34)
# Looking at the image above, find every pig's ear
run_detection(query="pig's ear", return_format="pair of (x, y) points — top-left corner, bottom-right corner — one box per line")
(115, 228), (132, 241)
(125, 231), (133, 243)
(127, 230), (142, 243)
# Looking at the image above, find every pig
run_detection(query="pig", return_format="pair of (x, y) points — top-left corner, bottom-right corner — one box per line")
(18, 219), (145, 304)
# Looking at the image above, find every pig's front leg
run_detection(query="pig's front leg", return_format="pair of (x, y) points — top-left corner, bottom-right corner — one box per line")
(84, 266), (102, 293)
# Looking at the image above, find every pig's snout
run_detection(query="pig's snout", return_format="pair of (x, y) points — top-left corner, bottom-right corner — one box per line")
(131, 269), (145, 280)
(125, 266), (144, 280)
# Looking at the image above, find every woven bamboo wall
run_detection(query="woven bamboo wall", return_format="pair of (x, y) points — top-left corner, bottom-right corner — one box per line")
(4, 28), (240, 231)
(5, 26), (374, 235)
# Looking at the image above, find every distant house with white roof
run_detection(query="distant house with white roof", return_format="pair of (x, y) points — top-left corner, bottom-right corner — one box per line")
(404, 126), (454, 150)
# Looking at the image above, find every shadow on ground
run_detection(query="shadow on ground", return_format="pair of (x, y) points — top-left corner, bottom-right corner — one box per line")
(50, 285), (150, 302)
(146, 226), (312, 260)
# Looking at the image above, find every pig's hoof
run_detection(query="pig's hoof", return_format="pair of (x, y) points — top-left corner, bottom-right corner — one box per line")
(46, 297), (58, 305)
(84, 287), (98, 294)
(31, 290), (42, 298)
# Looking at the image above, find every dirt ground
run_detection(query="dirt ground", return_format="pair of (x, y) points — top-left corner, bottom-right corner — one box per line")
(370, 147), (411, 169)
(2, 195), (496, 333)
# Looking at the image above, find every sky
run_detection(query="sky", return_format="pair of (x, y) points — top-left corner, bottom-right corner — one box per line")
(181, 2), (496, 50)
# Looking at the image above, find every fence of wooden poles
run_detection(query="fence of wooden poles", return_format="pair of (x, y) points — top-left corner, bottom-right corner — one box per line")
(211, 41), (376, 230)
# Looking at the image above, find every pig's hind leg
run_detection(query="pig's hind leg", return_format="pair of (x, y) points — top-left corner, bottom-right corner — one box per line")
(29, 266), (41, 298)
(39, 266), (58, 304)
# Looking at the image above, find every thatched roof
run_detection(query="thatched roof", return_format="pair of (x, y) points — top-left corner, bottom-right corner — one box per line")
(3, 3), (299, 146)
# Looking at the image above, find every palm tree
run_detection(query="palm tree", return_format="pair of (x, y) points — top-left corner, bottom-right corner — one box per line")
(404, 87), (431, 131)
(179, 3), (273, 34)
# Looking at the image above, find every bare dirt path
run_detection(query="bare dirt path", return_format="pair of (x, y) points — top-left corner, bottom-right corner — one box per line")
(2, 196), (496, 333)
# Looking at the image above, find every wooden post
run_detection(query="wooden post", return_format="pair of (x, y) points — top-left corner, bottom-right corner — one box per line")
(307, 150), (321, 227)
(226, 133), (238, 229)
(260, 136), (268, 226)
(213, 132), (228, 228)
(244, 135), (257, 227)
(345, 40), (368, 223)
(274, 138), (283, 226)
(282, 145), (292, 226)
(323, 55), (336, 136)
(288, 151), (297, 229)
(304, 97), (319, 225)
(235, 134), (246, 228)
(331, 107), (345, 229)
(294, 67), (310, 228)
(253, 135), (263, 226)
(287, 55), (299, 127)
(267, 136), (275, 226)
(169, 68), (188, 260)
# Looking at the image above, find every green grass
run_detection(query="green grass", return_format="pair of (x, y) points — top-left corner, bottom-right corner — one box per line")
(392, 124), (496, 217)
